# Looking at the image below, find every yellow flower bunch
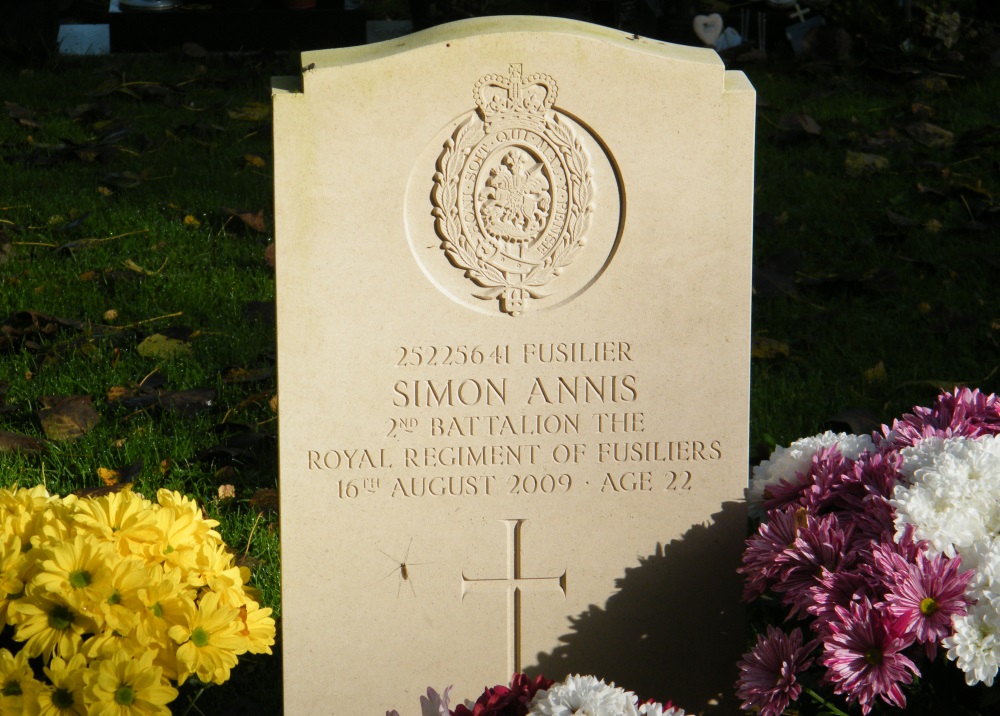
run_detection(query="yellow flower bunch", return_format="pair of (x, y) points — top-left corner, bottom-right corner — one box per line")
(0, 485), (276, 716)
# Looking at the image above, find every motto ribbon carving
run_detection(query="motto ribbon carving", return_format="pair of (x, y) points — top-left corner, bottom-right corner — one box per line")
(432, 64), (595, 316)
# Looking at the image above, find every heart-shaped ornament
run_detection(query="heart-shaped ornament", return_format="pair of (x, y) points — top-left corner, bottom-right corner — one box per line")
(693, 14), (724, 46)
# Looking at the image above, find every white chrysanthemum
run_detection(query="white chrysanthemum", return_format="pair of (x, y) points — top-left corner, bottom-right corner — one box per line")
(893, 436), (1000, 557)
(529, 674), (639, 716)
(638, 702), (685, 716)
(746, 431), (874, 518)
(944, 604), (1000, 686)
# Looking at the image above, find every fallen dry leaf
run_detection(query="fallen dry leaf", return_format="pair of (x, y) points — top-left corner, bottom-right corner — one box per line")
(845, 151), (889, 177)
(5, 101), (40, 129)
(97, 467), (118, 485)
(0, 430), (45, 454)
(100, 171), (144, 189)
(37, 395), (100, 441)
(157, 388), (215, 415)
(227, 102), (270, 122)
(222, 366), (274, 384)
(249, 487), (278, 513)
(906, 121), (954, 149)
(223, 207), (267, 234)
(779, 113), (821, 136)
(863, 361), (887, 385)
(123, 258), (164, 276)
(752, 336), (791, 360)
(181, 42), (208, 58)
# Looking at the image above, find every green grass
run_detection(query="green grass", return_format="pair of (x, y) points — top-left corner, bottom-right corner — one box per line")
(0, 31), (998, 714)
(744, 58), (1000, 456)
(1, 52), (292, 714)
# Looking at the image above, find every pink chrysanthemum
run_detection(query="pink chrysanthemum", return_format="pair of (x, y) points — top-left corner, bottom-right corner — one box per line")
(876, 387), (1000, 452)
(884, 551), (973, 655)
(821, 598), (919, 714)
(739, 506), (805, 601)
(736, 626), (817, 716)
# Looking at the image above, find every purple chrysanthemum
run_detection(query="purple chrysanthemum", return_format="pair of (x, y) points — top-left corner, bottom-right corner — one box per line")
(762, 447), (854, 515)
(820, 598), (919, 714)
(876, 387), (1000, 452)
(808, 569), (875, 628)
(772, 512), (856, 619)
(739, 506), (805, 601)
(847, 494), (898, 543)
(830, 451), (903, 511)
(736, 626), (817, 716)
(885, 551), (973, 654)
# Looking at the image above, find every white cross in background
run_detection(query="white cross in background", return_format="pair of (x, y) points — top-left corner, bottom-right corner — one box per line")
(461, 519), (568, 675)
(789, 3), (812, 22)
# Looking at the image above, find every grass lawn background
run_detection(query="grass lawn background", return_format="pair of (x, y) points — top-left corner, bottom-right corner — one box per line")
(1, 17), (998, 713)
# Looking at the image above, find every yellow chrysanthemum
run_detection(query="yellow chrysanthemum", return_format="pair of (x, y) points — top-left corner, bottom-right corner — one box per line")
(0, 647), (41, 715)
(236, 598), (275, 656)
(34, 536), (114, 614)
(0, 485), (62, 551)
(191, 543), (245, 607)
(84, 622), (147, 657)
(134, 569), (192, 643)
(8, 591), (94, 661)
(38, 653), (88, 716)
(133, 569), (195, 682)
(167, 591), (245, 685)
(83, 651), (176, 716)
(69, 492), (158, 559)
(95, 557), (152, 635)
(144, 500), (205, 575)
(0, 532), (26, 626)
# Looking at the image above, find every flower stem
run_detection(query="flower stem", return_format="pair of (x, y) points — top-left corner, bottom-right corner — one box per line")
(804, 686), (851, 716)
(178, 686), (206, 716)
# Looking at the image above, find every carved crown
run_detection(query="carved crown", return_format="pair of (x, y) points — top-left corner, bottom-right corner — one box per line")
(474, 64), (557, 129)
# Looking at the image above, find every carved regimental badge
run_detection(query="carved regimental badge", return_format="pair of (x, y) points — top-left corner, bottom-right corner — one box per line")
(432, 64), (595, 317)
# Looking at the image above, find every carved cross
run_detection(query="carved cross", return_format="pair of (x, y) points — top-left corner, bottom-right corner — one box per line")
(461, 519), (567, 675)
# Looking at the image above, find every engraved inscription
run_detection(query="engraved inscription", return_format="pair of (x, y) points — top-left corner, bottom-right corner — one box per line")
(308, 341), (726, 501)
(432, 64), (595, 316)
(461, 519), (567, 675)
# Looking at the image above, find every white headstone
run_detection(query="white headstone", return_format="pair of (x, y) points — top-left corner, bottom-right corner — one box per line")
(273, 16), (755, 714)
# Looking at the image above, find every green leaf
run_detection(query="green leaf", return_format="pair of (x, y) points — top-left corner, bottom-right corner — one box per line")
(137, 334), (191, 360)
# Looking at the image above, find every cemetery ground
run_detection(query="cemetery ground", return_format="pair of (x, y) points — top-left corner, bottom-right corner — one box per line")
(1, 37), (999, 713)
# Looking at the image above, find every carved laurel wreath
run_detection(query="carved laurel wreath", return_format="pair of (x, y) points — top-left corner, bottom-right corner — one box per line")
(431, 113), (594, 315)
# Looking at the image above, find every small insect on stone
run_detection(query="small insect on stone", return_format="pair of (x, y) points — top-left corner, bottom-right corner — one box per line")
(378, 538), (428, 597)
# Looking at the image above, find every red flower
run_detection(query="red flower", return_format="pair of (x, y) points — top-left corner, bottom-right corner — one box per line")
(452, 674), (554, 716)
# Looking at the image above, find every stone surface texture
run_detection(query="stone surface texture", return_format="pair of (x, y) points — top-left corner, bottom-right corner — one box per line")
(273, 16), (755, 715)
